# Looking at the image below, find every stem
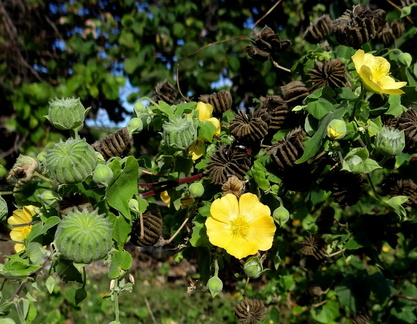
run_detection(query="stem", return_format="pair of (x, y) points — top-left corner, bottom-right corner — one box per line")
(393, 293), (417, 303)
(113, 278), (120, 323)
(33, 171), (54, 183)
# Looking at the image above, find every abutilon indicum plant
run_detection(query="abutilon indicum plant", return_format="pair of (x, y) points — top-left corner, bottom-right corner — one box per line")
(2, 2), (417, 323)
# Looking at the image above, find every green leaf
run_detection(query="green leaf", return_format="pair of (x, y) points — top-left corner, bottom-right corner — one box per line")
(107, 156), (139, 219)
(384, 196), (408, 219)
(311, 300), (340, 324)
(74, 287), (87, 305)
(45, 276), (56, 294)
(306, 98), (336, 120)
(108, 251), (133, 278)
(190, 216), (210, 247)
(198, 121), (216, 142)
(27, 242), (46, 266)
(386, 95), (407, 117)
(297, 104), (347, 164)
(111, 214), (132, 250)
(390, 306), (417, 323)
(249, 160), (269, 191)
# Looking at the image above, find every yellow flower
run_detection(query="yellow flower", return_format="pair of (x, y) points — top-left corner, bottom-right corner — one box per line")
(160, 190), (171, 206)
(205, 193), (276, 259)
(8, 205), (37, 253)
(352, 49), (407, 95)
(189, 102), (221, 160)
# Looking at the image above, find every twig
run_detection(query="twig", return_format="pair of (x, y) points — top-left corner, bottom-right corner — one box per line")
(386, 0), (414, 24)
(163, 212), (193, 245)
(253, 0), (283, 28)
(176, 63), (191, 103)
(144, 296), (158, 324)
(271, 59), (291, 73)
(393, 293), (417, 303)
(326, 249), (346, 258)
(0, 134), (27, 159)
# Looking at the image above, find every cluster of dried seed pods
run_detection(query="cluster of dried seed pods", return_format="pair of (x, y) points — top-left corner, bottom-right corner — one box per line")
(307, 59), (347, 92)
(259, 95), (289, 131)
(378, 20), (405, 46)
(130, 211), (163, 247)
(281, 81), (310, 108)
(320, 170), (364, 206)
(229, 109), (269, 146)
(381, 176), (417, 207)
(234, 299), (267, 324)
(303, 14), (333, 44)
(154, 80), (177, 105)
(299, 235), (327, 260)
(394, 108), (417, 154)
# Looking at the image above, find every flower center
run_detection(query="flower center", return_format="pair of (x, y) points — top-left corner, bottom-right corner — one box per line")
(371, 63), (386, 80)
(230, 216), (250, 238)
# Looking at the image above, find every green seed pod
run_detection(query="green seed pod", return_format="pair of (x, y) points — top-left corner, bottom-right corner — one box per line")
(398, 53), (412, 68)
(207, 275), (223, 298)
(327, 119), (347, 140)
(127, 118), (144, 135)
(46, 97), (90, 131)
(162, 116), (197, 151)
(38, 190), (61, 207)
(375, 127), (405, 156)
(7, 154), (39, 185)
(54, 208), (113, 264)
(189, 182), (205, 198)
(45, 138), (98, 184)
(273, 206), (290, 226)
(92, 164), (114, 187)
(243, 256), (264, 279)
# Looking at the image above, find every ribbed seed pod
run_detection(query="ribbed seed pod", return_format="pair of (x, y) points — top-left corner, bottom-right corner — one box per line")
(259, 95), (289, 131)
(162, 116), (197, 150)
(205, 145), (252, 185)
(130, 211), (163, 247)
(281, 81), (310, 108)
(229, 110), (269, 145)
(316, 205), (335, 234)
(320, 170), (363, 206)
(378, 23), (395, 46)
(380, 176), (417, 207)
(91, 127), (133, 160)
(198, 89), (233, 116)
(333, 5), (386, 49)
(299, 235), (327, 260)
(391, 20), (405, 39)
(308, 59), (347, 92)
(222, 175), (246, 196)
(269, 127), (307, 169)
(395, 108), (417, 153)
(46, 138), (98, 184)
(154, 80), (177, 105)
(304, 14), (333, 44)
(47, 97), (89, 131)
(54, 208), (113, 264)
(234, 299), (267, 324)
(246, 25), (291, 63)
(352, 311), (370, 324)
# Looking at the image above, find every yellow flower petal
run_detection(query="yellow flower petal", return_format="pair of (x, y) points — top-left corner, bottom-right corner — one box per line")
(206, 217), (233, 248)
(189, 140), (204, 160)
(209, 194), (239, 223)
(207, 117), (221, 135)
(160, 191), (171, 206)
(224, 236), (259, 259)
(239, 193), (271, 223)
(196, 102), (214, 121)
(14, 243), (26, 253)
(8, 206), (36, 225)
(247, 216), (276, 251)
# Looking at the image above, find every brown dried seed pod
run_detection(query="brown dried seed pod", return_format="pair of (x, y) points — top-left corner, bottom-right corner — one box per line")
(246, 25), (291, 63)
(229, 110), (269, 145)
(154, 80), (177, 105)
(59, 193), (93, 216)
(269, 127), (307, 169)
(281, 81), (310, 108)
(304, 14), (333, 44)
(320, 170), (363, 206)
(91, 127), (133, 160)
(333, 5), (386, 49)
(234, 299), (267, 324)
(259, 95), (289, 131)
(380, 176), (417, 207)
(378, 23), (395, 47)
(299, 235), (327, 260)
(395, 108), (417, 153)
(205, 145), (252, 185)
(391, 20), (405, 39)
(222, 175), (246, 196)
(130, 211), (163, 247)
(352, 311), (370, 324)
(308, 59), (347, 92)
(198, 89), (232, 116)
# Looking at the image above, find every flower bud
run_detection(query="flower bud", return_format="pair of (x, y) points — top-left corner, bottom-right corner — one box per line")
(92, 164), (114, 186)
(207, 275), (223, 298)
(54, 208), (113, 264)
(127, 118), (144, 135)
(273, 206), (290, 226)
(162, 116), (197, 151)
(243, 256), (264, 279)
(128, 198), (140, 214)
(45, 138), (97, 184)
(375, 127), (405, 156)
(38, 190), (61, 207)
(133, 101), (147, 117)
(46, 97), (90, 131)
(398, 53), (412, 68)
(189, 182), (205, 198)
(327, 119), (347, 140)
